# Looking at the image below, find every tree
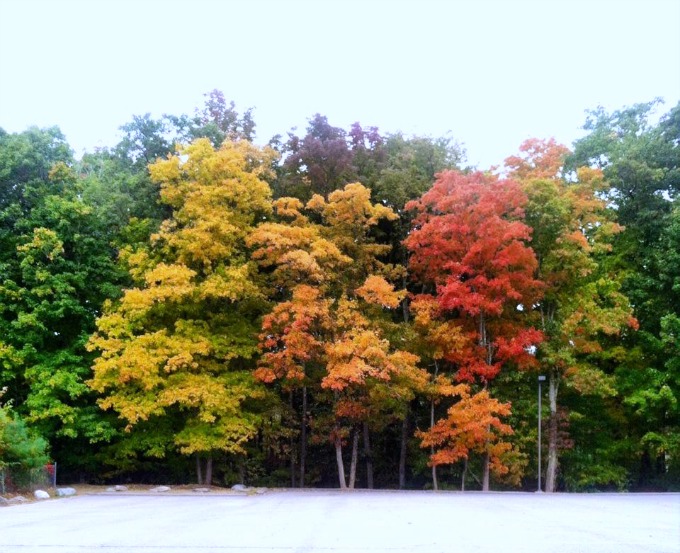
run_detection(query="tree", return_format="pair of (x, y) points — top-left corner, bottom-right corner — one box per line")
(88, 139), (278, 483)
(373, 133), (465, 211)
(507, 139), (637, 491)
(276, 114), (357, 200)
(0, 126), (72, 212)
(0, 391), (49, 493)
(0, 131), (123, 476)
(252, 183), (426, 488)
(569, 101), (679, 489)
(168, 89), (257, 147)
(405, 170), (543, 490)
(417, 383), (518, 489)
(504, 137), (570, 181)
(115, 114), (174, 169)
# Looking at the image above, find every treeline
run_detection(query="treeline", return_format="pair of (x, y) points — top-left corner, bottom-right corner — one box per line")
(0, 91), (678, 491)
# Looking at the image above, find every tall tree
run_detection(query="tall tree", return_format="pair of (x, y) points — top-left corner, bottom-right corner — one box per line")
(569, 101), (680, 489)
(405, 170), (543, 490)
(507, 139), (637, 491)
(88, 139), (278, 482)
(251, 183), (426, 488)
(0, 129), (123, 475)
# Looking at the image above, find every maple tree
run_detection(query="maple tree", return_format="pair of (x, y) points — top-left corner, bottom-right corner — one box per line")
(252, 183), (427, 488)
(405, 170), (543, 490)
(504, 137), (570, 181)
(88, 138), (278, 483)
(417, 382), (519, 488)
(507, 139), (637, 491)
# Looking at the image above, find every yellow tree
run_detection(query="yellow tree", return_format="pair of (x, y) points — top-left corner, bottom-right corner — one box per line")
(88, 139), (278, 483)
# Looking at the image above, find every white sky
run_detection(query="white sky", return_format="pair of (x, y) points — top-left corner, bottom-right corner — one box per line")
(0, 0), (678, 168)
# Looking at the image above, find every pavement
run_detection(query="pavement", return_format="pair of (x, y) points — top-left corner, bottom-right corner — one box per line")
(1, 489), (678, 552)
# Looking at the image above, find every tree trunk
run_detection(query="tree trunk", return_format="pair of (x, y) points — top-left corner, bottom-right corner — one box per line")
(545, 371), (560, 493)
(196, 455), (203, 485)
(349, 430), (359, 489)
(335, 436), (347, 489)
(431, 361), (439, 491)
(430, 398), (439, 491)
(299, 385), (307, 488)
(238, 458), (245, 485)
(482, 452), (490, 491)
(461, 456), (468, 491)
(205, 456), (213, 486)
(289, 390), (297, 488)
(401, 278), (410, 323)
(399, 414), (409, 489)
(363, 422), (374, 489)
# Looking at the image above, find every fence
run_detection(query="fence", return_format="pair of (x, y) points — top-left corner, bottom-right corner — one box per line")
(0, 463), (57, 494)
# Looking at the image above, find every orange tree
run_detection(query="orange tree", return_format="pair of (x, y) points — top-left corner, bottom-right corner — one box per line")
(250, 183), (427, 488)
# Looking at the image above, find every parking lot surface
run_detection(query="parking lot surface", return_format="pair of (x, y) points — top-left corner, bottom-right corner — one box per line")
(1, 490), (678, 552)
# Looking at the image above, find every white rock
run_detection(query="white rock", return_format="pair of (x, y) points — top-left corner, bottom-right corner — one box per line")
(231, 484), (249, 491)
(255, 487), (268, 494)
(8, 495), (27, 505)
(56, 487), (77, 497)
(34, 489), (50, 499)
(150, 486), (171, 492)
(0, 496), (9, 507)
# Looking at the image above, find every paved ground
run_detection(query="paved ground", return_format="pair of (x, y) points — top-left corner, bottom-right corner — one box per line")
(1, 490), (678, 552)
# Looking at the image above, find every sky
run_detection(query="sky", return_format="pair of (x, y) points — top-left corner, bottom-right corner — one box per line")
(0, 0), (678, 168)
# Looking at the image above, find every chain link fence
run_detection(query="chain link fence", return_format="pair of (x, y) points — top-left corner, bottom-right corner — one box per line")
(0, 463), (57, 494)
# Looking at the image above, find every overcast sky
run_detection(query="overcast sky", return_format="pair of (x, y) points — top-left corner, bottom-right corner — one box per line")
(1, 0), (678, 168)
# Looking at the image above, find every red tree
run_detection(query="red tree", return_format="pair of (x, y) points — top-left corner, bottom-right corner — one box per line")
(405, 171), (543, 489)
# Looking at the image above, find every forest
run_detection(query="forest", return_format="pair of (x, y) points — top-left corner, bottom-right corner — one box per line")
(1, 91), (678, 492)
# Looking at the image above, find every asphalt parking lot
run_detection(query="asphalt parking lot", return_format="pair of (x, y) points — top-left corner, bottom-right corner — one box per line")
(1, 490), (678, 552)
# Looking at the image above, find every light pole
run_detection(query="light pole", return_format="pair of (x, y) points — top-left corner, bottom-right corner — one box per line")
(537, 375), (546, 492)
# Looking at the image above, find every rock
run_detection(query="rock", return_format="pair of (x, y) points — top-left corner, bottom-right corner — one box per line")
(8, 495), (27, 505)
(34, 489), (50, 499)
(56, 487), (77, 497)
(231, 484), (249, 491)
(150, 485), (171, 492)
(106, 485), (128, 492)
(255, 487), (268, 494)
(0, 496), (9, 507)
(193, 487), (210, 493)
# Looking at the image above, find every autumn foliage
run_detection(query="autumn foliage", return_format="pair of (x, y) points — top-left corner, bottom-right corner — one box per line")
(7, 97), (667, 491)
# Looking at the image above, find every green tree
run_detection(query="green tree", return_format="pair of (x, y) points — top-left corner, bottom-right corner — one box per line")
(0, 130), (123, 476)
(507, 140), (637, 491)
(570, 101), (680, 489)
(0, 396), (49, 493)
(168, 89), (256, 147)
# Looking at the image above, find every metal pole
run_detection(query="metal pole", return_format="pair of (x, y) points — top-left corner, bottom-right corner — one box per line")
(538, 376), (545, 492)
